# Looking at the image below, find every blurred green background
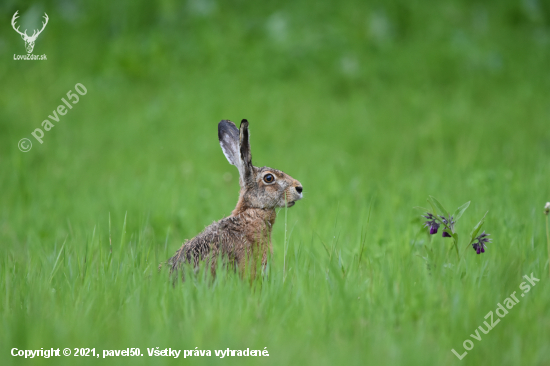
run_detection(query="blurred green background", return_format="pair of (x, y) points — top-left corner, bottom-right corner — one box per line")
(1, 0), (550, 365)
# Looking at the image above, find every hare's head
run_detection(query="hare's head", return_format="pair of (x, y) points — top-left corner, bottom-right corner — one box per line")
(218, 119), (303, 210)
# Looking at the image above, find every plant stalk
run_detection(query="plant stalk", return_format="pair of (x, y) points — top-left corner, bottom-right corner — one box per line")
(546, 215), (550, 278)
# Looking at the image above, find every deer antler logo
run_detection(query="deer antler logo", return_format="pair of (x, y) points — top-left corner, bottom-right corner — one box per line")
(11, 11), (49, 54)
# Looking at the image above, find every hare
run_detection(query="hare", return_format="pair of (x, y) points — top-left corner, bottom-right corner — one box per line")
(166, 119), (303, 278)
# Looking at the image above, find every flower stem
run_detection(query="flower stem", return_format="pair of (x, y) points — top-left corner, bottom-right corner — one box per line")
(546, 215), (550, 278)
(283, 192), (288, 283)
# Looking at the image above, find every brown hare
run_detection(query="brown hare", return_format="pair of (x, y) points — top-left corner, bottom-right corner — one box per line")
(166, 119), (303, 278)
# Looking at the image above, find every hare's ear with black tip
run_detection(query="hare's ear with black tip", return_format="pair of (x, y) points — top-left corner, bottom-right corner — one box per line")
(239, 119), (254, 183)
(218, 120), (240, 166)
(218, 119), (254, 186)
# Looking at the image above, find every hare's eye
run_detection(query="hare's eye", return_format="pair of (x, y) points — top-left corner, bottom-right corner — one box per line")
(263, 174), (275, 183)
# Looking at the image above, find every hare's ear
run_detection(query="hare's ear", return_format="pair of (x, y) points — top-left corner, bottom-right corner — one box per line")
(218, 120), (240, 166)
(239, 119), (254, 183)
(219, 119), (253, 185)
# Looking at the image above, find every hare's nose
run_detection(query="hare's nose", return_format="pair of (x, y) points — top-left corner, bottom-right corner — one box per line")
(295, 186), (303, 194)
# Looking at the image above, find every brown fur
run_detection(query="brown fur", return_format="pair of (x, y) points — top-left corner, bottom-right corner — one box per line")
(165, 120), (302, 279)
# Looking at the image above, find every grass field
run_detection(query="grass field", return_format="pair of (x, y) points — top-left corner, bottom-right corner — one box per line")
(1, 1), (550, 365)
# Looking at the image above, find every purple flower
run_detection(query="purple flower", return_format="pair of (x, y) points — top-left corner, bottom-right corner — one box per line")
(439, 215), (455, 228)
(472, 231), (491, 254)
(438, 215), (455, 237)
(423, 213), (440, 235)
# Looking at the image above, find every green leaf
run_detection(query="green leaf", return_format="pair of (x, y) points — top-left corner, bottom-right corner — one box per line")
(427, 200), (437, 216)
(49, 237), (67, 284)
(451, 232), (459, 248)
(453, 201), (471, 222)
(119, 211), (127, 253)
(449, 232), (460, 259)
(413, 206), (431, 214)
(470, 211), (488, 242)
(428, 196), (449, 218)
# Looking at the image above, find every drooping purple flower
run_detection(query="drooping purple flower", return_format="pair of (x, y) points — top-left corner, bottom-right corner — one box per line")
(439, 215), (455, 228)
(437, 215), (455, 237)
(423, 213), (440, 235)
(472, 231), (491, 254)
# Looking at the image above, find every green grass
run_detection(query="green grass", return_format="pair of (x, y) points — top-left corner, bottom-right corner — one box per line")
(1, 0), (550, 365)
